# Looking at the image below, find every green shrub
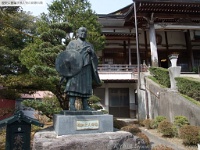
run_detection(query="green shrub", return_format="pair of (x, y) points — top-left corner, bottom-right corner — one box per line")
(88, 95), (103, 110)
(143, 119), (160, 129)
(152, 145), (174, 150)
(139, 120), (145, 127)
(179, 125), (200, 145)
(173, 116), (189, 137)
(113, 119), (127, 129)
(143, 119), (152, 129)
(121, 124), (141, 135)
(149, 119), (157, 129)
(175, 77), (200, 101)
(88, 95), (101, 104)
(22, 96), (62, 119)
(149, 67), (170, 88)
(90, 104), (103, 110)
(192, 66), (198, 73)
(153, 116), (167, 129)
(136, 132), (150, 145)
(100, 109), (108, 114)
(158, 120), (175, 137)
(173, 116), (189, 128)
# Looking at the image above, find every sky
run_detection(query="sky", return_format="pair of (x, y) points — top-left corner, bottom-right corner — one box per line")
(22, 0), (133, 16)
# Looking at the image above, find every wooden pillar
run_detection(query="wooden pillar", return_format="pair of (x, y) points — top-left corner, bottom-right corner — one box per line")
(164, 31), (169, 66)
(128, 39), (132, 65)
(164, 31), (169, 54)
(149, 22), (158, 67)
(144, 30), (148, 65)
(185, 30), (194, 71)
(123, 41), (128, 64)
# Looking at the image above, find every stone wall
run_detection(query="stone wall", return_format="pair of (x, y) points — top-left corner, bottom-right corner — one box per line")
(138, 72), (200, 126)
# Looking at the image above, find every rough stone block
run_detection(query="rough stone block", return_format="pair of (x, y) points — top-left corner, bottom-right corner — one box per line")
(32, 130), (138, 150)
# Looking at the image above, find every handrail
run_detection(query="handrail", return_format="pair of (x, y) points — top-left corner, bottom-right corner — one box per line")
(98, 64), (148, 72)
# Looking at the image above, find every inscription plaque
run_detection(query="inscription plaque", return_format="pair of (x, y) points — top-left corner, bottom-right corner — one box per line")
(76, 120), (99, 130)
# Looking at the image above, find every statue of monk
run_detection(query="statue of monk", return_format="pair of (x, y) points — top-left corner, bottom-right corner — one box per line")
(61, 27), (101, 111)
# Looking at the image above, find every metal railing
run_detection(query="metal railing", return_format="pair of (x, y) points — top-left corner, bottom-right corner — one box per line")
(98, 64), (148, 73)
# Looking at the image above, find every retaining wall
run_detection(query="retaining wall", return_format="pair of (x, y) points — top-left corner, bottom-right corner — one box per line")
(138, 72), (200, 126)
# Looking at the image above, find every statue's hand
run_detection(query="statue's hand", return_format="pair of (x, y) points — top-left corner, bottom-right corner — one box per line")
(59, 76), (66, 85)
(87, 48), (92, 54)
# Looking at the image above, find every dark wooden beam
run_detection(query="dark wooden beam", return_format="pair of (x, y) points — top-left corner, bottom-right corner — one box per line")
(136, 13), (200, 19)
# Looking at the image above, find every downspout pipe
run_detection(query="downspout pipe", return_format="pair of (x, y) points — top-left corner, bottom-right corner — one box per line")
(133, 0), (150, 119)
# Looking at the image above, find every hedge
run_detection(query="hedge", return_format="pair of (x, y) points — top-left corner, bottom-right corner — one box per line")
(175, 77), (200, 101)
(149, 67), (170, 88)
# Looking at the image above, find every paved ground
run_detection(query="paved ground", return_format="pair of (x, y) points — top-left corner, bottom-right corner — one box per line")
(140, 128), (185, 150)
(180, 74), (200, 79)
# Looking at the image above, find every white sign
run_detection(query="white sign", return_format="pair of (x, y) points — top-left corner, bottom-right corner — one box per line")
(0, 0), (45, 6)
(76, 120), (99, 130)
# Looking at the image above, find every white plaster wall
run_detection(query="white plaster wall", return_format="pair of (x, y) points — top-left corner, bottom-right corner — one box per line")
(167, 31), (185, 45)
(99, 72), (135, 80)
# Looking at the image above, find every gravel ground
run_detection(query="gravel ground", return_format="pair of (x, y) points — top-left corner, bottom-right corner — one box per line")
(140, 127), (198, 150)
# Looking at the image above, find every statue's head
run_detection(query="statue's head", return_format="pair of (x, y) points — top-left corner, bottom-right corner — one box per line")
(77, 27), (87, 40)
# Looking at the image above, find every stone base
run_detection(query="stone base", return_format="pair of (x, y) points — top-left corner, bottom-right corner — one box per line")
(33, 130), (138, 150)
(168, 66), (181, 90)
(60, 110), (103, 115)
(53, 113), (113, 136)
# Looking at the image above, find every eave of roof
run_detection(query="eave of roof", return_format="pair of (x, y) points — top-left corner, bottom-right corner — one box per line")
(0, 111), (43, 127)
(99, 1), (200, 29)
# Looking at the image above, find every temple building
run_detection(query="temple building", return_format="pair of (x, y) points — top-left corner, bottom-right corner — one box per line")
(94, 0), (200, 118)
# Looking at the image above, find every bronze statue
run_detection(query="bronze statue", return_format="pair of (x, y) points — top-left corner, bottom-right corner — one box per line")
(56, 27), (101, 111)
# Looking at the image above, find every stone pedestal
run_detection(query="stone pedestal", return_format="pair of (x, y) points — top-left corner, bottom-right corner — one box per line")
(168, 66), (181, 90)
(168, 54), (181, 90)
(53, 111), (113, 136)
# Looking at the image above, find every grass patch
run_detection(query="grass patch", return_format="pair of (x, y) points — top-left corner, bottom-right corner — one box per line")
(149, 76), (200, 107)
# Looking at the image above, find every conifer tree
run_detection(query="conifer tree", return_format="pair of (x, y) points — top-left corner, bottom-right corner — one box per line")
(20, 0), (105, 110)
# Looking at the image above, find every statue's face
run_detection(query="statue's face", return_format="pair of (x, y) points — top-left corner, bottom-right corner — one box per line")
(78, 27), (87, 40)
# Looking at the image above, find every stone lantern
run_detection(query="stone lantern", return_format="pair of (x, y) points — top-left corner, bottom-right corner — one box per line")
(169, 54), (179, 67)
